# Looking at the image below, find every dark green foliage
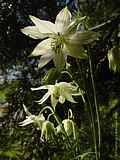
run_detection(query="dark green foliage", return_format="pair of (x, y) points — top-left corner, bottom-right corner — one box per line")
(0, 0), (120, 160)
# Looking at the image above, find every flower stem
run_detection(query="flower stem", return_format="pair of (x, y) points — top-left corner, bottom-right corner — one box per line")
(114, 112), (118, 157)
(88, 53), (101, 159)
(76, 59), (99, 160)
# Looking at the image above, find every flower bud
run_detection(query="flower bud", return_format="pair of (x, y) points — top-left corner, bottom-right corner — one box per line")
(41, 121), (55, 141)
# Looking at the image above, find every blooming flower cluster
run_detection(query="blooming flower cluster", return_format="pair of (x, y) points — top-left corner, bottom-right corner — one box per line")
(31, 82), (83, 109)
(21, 7), (99, 70)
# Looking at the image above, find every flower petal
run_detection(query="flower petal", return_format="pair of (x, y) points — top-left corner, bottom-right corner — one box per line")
(65, 44), (88, 59)
(59, 95), (65, 104)
(64, 31), (99, 59)
(51, 94), (58, 109)
(66, 31), (99, 46)
(36, 91), (51, 104)
(64, 91), (77, 103)
(38, 52), (53, 68)
(19, 116), (35, 126)
(23, 104), (32, 116)
(29, 38), (52, 57)
(29, 15), (57, 34)
(31, 85), (52, 91)
(21, 26), (48, 39)
(55, 7), (71, 33)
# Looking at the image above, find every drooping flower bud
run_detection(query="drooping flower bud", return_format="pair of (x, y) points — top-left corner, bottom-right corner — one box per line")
(41, 121), (55, 141)
(108, 46), (120, 72)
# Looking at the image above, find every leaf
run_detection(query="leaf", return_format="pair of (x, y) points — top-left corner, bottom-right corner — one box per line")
(21, 26), (48, 39)
(29, 15), (57, 34)
(29, 38), (52, 57)
(0, 150), (22, 159)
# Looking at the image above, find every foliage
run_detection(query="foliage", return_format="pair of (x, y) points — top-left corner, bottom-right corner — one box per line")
(0, 0), (120, 160)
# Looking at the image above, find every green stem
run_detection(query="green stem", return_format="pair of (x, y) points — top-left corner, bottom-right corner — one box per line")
(88, 54), (101, 159)
(114, 112), (118, 157)
(87, 94), (99, 160)
(76, 59), (99, 160)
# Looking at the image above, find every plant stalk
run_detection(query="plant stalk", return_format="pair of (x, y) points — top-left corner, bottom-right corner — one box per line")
(76, 59), (99, 160)
(88, 54), (101, 159)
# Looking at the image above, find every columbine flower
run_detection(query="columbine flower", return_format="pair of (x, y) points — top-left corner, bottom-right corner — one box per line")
(56, 119), (76, 139)
(31, 82), (84, 109)
(21, 7), (99, 70)
(19, 104), (45, 128)
(107, 46), (120, 72)
(41, 120), (55, 141)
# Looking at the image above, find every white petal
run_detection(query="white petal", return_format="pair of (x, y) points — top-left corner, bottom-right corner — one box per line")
(29, 15), (57, 34)
(64, 91), (77, 103)
(36, 91), (51, 104)
(31, 85), (51, 91)
(55, 7), (71, 33)
(23, 104), (32, 116)
(51, 94), (58, 109)
(30, 38), (52, 57)
(19, 117), (34, 126)
(66, 31), (99, 45)
(38, 114), (45, 121)
(21, 26), (48, 39)
(59, 95), (65, 104)
(38, 52), (53, 68)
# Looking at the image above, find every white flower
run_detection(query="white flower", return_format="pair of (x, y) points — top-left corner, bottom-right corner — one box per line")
(41, 121), (55, 141)
(56, 119), (76, 139)
(107, 46), (120, 72)
(21, 7), (99, 70)
(31, 82), (83, 109)
(19, 104), (45, 127)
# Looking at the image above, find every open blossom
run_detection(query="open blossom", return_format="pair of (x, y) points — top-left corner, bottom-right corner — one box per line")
(31, 82), (84, 109)
(21, 7), (99, 70)
(19, 104), (45, 127)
